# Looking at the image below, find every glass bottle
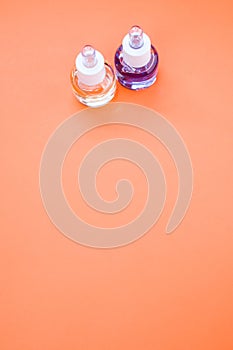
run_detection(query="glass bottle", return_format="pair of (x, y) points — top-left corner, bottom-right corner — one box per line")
(71, 45), (116, 107)
(114, 26), (159, 90)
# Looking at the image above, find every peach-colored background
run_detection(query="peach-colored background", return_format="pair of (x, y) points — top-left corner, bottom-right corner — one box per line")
(1, 0), (233, 349)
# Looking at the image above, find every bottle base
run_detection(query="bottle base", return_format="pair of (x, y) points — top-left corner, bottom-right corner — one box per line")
(116, 74), (157, 91)
(72, 80), (116, 107)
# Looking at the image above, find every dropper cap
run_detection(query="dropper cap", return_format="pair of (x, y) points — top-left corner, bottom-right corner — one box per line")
(122, 26), (151, 68)
(75, 45), (106, 86)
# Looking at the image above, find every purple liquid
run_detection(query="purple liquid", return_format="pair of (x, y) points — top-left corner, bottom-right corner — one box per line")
(114, 45), (159, 90)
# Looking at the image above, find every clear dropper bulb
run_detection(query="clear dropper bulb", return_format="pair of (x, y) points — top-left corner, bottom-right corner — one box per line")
(129, 26), (144, 49)
(82, 45), (97, 68)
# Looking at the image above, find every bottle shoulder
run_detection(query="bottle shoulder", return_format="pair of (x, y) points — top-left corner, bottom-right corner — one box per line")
(115, 45), (159, 74)
(71, 62), (115, 95)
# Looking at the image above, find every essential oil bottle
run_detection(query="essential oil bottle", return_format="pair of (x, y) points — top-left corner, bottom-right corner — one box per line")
(70, 45), (116, 107)
(114, 26), (159, 90)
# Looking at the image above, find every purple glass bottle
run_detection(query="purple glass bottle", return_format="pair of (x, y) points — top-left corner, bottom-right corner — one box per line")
(114, 25), (159, 90)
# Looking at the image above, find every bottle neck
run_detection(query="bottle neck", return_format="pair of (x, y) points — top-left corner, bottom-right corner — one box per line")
(75, 49), (106, 86)
(122, 32), (152, 68)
